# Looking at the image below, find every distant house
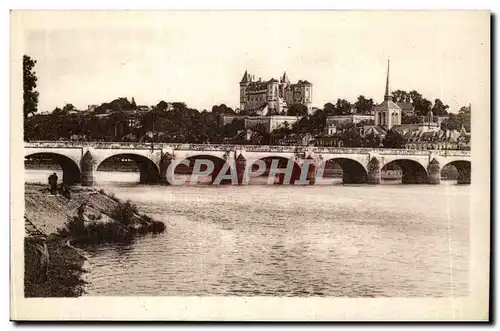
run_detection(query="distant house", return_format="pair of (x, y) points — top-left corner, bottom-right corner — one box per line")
(314, 133), (343, 147)
(314, 123), (342, 147)
(326, 114), (375, 127)
(277, 133), (313, 146)
(359, 125), (387, 140)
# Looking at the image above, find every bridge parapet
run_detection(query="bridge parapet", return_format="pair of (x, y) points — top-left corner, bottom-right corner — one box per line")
(24, 141), (471, 157)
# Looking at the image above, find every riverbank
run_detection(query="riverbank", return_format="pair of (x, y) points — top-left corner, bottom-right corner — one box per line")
(24, 184), (166, 297)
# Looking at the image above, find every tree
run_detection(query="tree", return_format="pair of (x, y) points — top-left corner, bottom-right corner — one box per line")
(440, 115), (461, 131)
(431, 99), (449, 116)
(354, 95), (374, 114)
(334, 99), (351, 115)
(401, 113), (420, 124)
(392, 90), (411, 103)
(339, 125), (362, 147)
(287, 103), (308, 116)
(95, 97), (135, 113)
(458, 104), (471, 129)
(155, 100), (171, 111)
(363, 132), (381, 148)
(323, 102), (336, 116)
(23, 55), (39, 119)
(441, 105), (471, 132)
(382, 129), (405, 148)
(408, 90), (423, 103)
(52, 107), (67, 116)
(413, 97), (432, 117)
(63, 103), (75, 112)
(212, 104), (235, 115)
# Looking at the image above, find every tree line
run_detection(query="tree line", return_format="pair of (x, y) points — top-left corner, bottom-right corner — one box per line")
(23, 54), (471, 145)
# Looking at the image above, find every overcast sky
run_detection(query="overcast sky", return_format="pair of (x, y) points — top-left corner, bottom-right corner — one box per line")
(23, 11), (489, 113)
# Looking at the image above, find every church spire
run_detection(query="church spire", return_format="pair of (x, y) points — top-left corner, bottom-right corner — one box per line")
(384, 59), (392, 101)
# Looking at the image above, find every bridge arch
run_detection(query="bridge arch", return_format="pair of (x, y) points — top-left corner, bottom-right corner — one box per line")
(252, 156), (303, 185)
(322, 157), (368, 184)
(173, 154), (232, 184)
(96, 153), (160, 184)
(25, 152), (81, 185)
(382, 159), (428, 184)
(441, 160), (471, 184)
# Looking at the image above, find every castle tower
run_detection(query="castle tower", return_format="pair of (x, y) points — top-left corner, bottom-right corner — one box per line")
(374, 60), (401, 129)
(239, 70), (250, 110)
(281, 71), (290, 86)
(267, 78), (279, 113)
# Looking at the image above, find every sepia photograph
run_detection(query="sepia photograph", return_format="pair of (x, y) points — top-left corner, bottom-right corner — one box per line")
(10, 10), (490, 321)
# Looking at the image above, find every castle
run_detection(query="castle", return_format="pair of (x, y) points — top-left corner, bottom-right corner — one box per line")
(239, 71), (313, 115)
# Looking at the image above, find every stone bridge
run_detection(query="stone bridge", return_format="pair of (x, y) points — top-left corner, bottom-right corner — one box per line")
(24, 141), (471, 185)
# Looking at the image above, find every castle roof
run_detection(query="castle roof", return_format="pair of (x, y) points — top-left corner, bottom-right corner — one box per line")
(281, 72), (290, 84)
(240, 70), (250, 84)
(268, 78), (279, 83)
(297, 80), (312, 86)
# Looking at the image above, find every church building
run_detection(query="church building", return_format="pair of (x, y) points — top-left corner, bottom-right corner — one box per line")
(374, 60), (402, 129)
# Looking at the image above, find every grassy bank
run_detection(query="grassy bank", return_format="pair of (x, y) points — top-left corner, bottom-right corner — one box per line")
(24, 184), (166, 297)
(24, 235), (87, 297)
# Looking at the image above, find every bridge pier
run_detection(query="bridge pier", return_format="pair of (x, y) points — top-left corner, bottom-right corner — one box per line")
(457, 165), (471, 184)
(367, 157), (381, 184)
(139, 162), (160, 184)
(427, 159), (441, 185)
(306, 160), (317, 185)
(159, 153), (174, 185)
(235, 155), (246, 185)
(80, 151), (97, 186)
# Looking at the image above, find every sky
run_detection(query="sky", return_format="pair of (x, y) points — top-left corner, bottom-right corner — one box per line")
(23, 11), (489, 113)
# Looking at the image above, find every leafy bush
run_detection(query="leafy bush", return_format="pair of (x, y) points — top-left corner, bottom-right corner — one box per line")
(110, 200), (138, 225)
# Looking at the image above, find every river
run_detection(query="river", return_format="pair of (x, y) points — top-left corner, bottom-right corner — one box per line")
(25, 169), (470, 297)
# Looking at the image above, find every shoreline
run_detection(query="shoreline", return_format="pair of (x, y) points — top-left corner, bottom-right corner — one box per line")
(24, 184), (165, 297)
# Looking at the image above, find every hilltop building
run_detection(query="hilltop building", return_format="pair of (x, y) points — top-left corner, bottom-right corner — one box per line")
(239, 70), (313, 115)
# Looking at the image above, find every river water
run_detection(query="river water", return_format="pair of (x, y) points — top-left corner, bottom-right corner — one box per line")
(25, 169), (470, 297)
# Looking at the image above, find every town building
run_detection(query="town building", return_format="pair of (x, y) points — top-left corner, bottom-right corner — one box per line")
(402, 125), (471, 150)
(220, 114), (247, 126)
(326, 114), (374, 128)
(239, 71), (313, 115)
(244, 115), (302, 134)
(314, 123), (343, 147)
